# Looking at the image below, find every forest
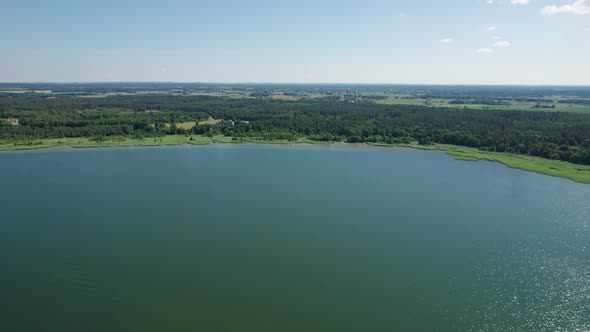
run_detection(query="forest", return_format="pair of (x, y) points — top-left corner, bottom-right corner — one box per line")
(1, 85), (590, 166)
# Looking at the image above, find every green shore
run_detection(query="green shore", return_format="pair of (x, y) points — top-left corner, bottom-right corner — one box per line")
(1, 135), (589, 184)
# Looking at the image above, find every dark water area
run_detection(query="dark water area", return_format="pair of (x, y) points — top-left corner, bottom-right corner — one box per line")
(1, 144), (589, 331)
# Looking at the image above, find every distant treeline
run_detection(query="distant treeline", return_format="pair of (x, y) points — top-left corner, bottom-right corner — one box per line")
(428, 95), (555, 105)
(1, 94), (590, 165)
(2, 82), (590, 98)
(447, 99), (510, 106)
(558, 99), (590, 106)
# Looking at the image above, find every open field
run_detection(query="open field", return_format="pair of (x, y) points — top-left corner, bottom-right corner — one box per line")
(0, 136), (206, 150)
(176, 122), (197, 129)
(377, 98), (590, 113)
(0, 135), (325, 151)
(370, 142), (590, 184)
(373, 93), (590, 113)
(188, 91), (254, 98)
(198, 118), (223, 125)
(270, 92), (299, 100)
(269, 92), (325, 100)
(6, 85), (588, 112)
(164, 121), (225, 129)
(1, 136), (589, 183)
(164, 122), (199, 129)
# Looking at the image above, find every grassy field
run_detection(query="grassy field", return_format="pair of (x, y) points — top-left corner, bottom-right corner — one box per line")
(164, 122), (199, 130)
(1, 136), (589, 184)
(0, 135), (322, 151)
(164, 120), (224, 129)
(373, 94), (590, 113)
(198, 118), (223, 125)
(370, 142), (590, 184)
(0, 136), (206, 150)
(269, 92), (324, 100)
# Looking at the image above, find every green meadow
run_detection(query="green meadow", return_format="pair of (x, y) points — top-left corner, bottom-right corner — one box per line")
(370, 142), (590, 184)
(372, 94), (590, 113)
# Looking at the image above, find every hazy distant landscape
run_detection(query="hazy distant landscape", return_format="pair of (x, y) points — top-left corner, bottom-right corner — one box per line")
(2, 83), (590, 182)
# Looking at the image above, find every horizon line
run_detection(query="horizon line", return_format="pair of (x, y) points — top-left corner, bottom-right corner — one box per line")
(1, 81), (590, 87)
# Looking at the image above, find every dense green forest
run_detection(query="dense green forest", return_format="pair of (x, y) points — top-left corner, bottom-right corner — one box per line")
(2, 85), (590, 166)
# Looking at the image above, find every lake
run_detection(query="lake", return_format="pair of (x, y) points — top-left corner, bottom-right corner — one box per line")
(0, 144), (589, 331)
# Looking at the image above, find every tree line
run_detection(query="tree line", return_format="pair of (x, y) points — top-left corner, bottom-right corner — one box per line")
(1, 94), (590, 165)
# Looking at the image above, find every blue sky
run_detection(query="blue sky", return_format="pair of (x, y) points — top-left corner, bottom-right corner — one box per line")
(1, 0), (589, 84)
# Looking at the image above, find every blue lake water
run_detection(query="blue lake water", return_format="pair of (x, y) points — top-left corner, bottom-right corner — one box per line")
(0, 144), (589, 331)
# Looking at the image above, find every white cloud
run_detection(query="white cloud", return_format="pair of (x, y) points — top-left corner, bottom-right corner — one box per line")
(512, 0), (532, 4)
(160, 67), (168, 73)
(494, 40), (512, 47)
(488, 26), (497, 32)
(476, 48), (494, 54)
(492, 35), (503, 40)
(541, 0), (590, 15)
(440, 38), (455, 44)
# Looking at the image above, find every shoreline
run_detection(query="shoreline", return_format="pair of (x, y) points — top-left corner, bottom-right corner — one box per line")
(1, 135), (589, 184)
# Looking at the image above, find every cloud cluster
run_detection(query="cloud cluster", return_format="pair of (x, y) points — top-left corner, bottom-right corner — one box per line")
(511, 0), (532, 4)
(494, 41), (512, 47)
(542, 0), (590, 15)
(440, 38), (455, 44)
(476, 48), (494, 54)
(476, 40), (512, 54)
(476, 25), (512, 54)
(463, 0), (587, 56)
(486, 0), (589, 15)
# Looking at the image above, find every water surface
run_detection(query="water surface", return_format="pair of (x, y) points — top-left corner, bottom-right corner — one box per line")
(1, 144), (589, 331)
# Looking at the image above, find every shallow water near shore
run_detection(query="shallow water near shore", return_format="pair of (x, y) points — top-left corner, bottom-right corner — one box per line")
(1, 144), (589, 331)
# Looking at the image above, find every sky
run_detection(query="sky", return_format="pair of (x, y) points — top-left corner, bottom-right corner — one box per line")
(1, 0), (589, 84)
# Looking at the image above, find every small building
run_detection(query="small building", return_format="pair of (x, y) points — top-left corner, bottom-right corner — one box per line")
(220, 120), (235, 127)
(3, 118), (19, 125)
(217, 119), (249, 127)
